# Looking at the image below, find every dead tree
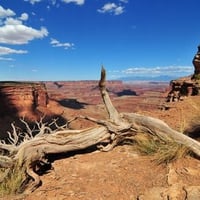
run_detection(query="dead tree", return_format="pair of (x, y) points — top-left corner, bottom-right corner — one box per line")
(1, 67), (200, 193)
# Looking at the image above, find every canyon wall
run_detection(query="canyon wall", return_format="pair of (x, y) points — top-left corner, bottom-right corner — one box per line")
(0, 81), (48, 117)
(0, 80), (126, 118)
(45, 80), (126, 104)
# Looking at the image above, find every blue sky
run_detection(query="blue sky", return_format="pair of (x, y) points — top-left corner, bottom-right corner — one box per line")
(0, 0), (200, 81)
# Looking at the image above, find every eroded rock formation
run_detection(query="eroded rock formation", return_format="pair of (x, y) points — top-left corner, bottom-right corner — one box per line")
(193, 45), (200, 76)
(167, 45), (200, 102)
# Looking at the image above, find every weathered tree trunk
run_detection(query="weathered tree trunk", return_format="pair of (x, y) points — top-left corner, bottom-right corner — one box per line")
(1, 67), (200, 193)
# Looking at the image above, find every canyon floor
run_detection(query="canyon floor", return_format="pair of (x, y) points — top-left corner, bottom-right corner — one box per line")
(2, 81), (200, 200)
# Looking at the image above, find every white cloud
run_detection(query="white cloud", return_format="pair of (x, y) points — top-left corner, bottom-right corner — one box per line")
(50, 38), (74, 49)
(114, 6), (124, 15)
(121, 66), (193, 75)
(24, 0), (85, 5)
(98, 3), (117, 12)
(110, 66), (194, 80)
(0, 46), (28, 55)
(19, 13), (29, 21)
(0, 25), (48, 45)
(5, 17), (22, 25)
(97, 3), (125, 15)
(50, 38), (59, 45)
(0, 57), (14, 61)
(120, 0), (128, 3)
(62, 0), (85, 5)
(0, 6), (48, 45)
(24, 0), (42, 4)
(0, 6), (15, 18)
(25, 0), (60, 7)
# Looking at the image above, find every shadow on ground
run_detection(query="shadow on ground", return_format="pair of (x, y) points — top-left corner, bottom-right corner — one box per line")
(57, 99), (89, 109)
(115, 89), (137, 97)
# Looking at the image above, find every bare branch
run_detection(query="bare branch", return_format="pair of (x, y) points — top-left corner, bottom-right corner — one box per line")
(6, 123), (20, 145)
(0, 141), (17, 154)
(20, 118), (34, 139)
(49, 118), (68, 130)
(34, 120), (51, 137)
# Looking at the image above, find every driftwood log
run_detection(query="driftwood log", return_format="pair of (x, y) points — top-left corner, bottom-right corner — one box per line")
(1, 67), (200, 193)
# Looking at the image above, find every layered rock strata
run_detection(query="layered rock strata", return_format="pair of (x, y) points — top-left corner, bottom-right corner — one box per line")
(167, 45), (200, 102)
(0, 81), (48, 117)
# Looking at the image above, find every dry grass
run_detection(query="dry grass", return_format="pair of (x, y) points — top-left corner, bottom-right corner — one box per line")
(0, 163), (26, 196)
(133, 133), (191, 164)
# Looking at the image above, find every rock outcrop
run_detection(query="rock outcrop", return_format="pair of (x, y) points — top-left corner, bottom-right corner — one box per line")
(167, 45), (200, 102)
(193, 45), (200, 76)
(0, 81), (48, 117)
(166, 77), (198, 102)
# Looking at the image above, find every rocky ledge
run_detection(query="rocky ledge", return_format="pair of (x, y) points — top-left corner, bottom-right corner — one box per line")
(167, 45), (200, 102)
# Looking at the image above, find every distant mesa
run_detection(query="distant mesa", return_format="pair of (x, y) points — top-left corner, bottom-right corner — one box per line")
(167, 45), (200, 102)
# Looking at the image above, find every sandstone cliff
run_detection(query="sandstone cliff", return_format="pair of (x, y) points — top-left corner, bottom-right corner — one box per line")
(0, 81), (48, 118)
(167, 45), (200, 102)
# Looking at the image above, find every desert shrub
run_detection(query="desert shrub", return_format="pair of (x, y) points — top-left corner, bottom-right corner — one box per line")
(133, 134), (159, 155)
(155, 141), (191, 164)
(193, 74), (200, 80)
(0, 163), (26, 196)
(133, 133), (191, 164)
